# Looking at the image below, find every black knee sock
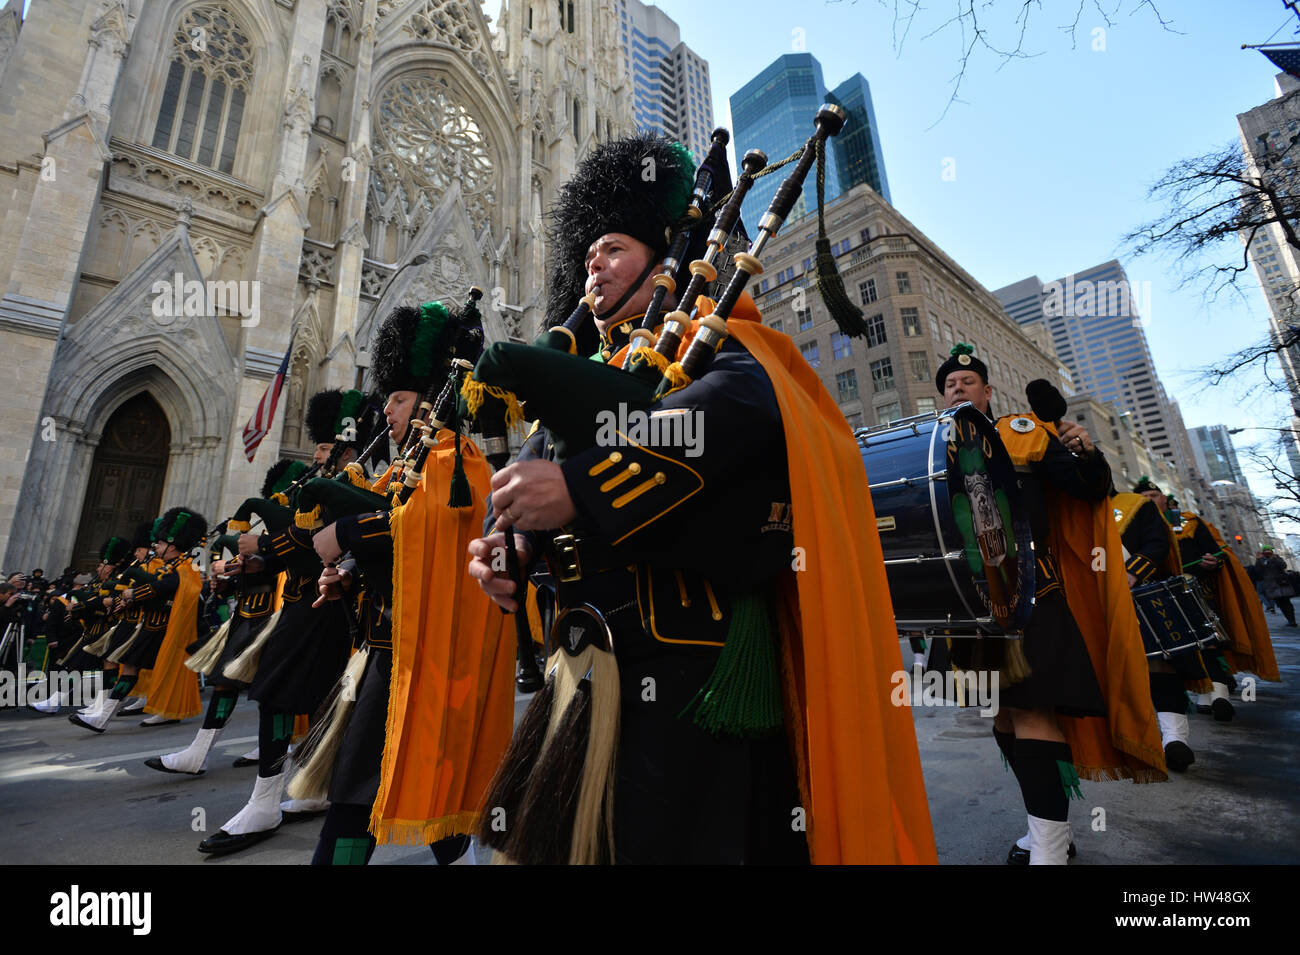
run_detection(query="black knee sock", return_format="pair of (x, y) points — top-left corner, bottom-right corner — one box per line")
(430, 835), (471, 865)
(258, 708), (294, 778)
(1010, 738), (1078, 822)
(992, 726), (1016, 772)
(109, 674), (138, 700)
(312, 803), (376, 866)
(1149, 671), (1188, 714)
(202, 687), (240, 729)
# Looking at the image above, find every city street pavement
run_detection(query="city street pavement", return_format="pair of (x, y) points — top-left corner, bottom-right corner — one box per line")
(1, 616), (1295, 865)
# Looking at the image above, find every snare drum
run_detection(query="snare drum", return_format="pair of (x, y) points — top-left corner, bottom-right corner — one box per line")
(856, 403), (1034, 636)
(1131, 575), (1224, 659)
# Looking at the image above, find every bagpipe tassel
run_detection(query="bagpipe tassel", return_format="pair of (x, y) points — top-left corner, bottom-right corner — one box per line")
(460, 378), (527, 433)
(679, 591), (783, 737)
(287, 646), (370, 802)
(294, 504), (323, 531)
(221, 606), (284, 683)
(448, 430), (471, 509)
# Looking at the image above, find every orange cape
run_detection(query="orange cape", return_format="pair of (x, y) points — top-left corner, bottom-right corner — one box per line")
(607, 298), (936, 863)
(1187, 517), (1278, 682)
(141, 560), (202, 720)
(999, 416), (1165, 783)
(369, 431), (515, 844)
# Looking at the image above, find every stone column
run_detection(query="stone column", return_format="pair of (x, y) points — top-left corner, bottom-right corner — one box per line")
(220, 1), (329, 509)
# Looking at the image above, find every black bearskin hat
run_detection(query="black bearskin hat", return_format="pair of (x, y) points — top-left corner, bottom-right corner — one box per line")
(935, 342), (989, 393)
(305, 389), (384, 450)
(261, 458), (309, 498)
(130, 521), (153, 552)
(544, 134), (699, 333)
(99, 536), (130, 567)
(153, 507), (208, 554)
(370, 299), (484, 397)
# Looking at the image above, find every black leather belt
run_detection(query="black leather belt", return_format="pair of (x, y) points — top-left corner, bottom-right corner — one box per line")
(544, 533), (623, 583)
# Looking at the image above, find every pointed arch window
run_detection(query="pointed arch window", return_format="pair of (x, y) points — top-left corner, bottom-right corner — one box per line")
(151, 4), (255, 175)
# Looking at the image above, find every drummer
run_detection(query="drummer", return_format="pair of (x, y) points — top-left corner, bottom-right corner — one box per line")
(938, 344), (1165, 864)
(1113, 482), (1208, 772)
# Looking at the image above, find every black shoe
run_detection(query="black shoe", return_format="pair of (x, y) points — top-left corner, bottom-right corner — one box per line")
(232, 756), (259, 768)
(1006, 840), (1076, 864)
(197, 825), (280, 856)
(1211, 698), (1235, 722)
(67, 714), (106, 734)
(138, 719), (179, 727)
(1164, 740), (1195, 772)
(1195, 703), (1213, 715)
(144, 757), (205, 776)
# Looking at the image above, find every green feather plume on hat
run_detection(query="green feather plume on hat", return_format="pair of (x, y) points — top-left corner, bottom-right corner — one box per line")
(411, 302), (450, 380)
(950, 342), (975, 357)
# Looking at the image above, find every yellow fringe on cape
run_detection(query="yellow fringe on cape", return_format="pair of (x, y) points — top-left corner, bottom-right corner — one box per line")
(141, 560), (202, 721)
(368, 430), (515, 846)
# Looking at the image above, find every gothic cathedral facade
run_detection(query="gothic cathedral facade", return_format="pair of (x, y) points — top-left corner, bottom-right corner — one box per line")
(0, 0), (630, 570)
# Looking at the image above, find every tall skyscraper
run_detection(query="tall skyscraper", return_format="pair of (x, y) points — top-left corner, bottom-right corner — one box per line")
(614, 0), (713, 159)
(1237, 67), (1300, 480)
(731, 54), (890, 228)
(993, 261), (1188, 471)
(826, 73), (891, 204)
(1189, 424), (1248, 485)
(730, 54), (842, 228)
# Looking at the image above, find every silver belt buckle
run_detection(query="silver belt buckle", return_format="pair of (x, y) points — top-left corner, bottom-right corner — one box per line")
(553, 534), (582, 582)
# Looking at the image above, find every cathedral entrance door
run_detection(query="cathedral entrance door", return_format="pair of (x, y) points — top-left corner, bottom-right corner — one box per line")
(70, 394), (171, 572)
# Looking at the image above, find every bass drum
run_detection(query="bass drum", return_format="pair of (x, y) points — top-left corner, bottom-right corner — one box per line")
(856, 403), (1034, 635)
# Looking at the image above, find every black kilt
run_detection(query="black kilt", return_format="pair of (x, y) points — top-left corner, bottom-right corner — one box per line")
(326, 647), (391, 807)
(249, 582), (352, 715)
(115, 623), (169, 670)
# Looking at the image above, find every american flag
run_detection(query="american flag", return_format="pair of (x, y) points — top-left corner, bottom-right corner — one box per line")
(1262, 47), (1300, 81)
(242, 344), (292, 462)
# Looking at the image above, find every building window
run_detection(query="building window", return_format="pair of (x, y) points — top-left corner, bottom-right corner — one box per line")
(152, 4), (255, 175)
(896, 271), (912, 294)
(836, 370), (859, 402)
(770, 317), (784, 333)
(860, 227), (871, 244)
(870, 357), (894, 393)
(567, 1), (575, 33)
(800, 340), (820, 368)
(832, 331), (853, 360)
(802, 257), (813, 273)
(927, 311), (940, 339)
(859, 278), (877, 304)
(866, 313), (887, 347)
(922, 276), (932, 294)
(797, 308), (813, 331)
(915, 397), (936, 414)
(944, 322), (954, 345)
(876, 401), (901, 425)
(909, 351), (929, 382)
(901, 309), (921, 337)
